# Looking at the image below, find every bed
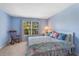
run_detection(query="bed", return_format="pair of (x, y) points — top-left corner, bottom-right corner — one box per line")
(26, 32), (74, 56)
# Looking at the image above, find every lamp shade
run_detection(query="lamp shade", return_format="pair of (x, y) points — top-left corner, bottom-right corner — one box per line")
(44, 26), (49, 32)
(44, 26), (52, 33)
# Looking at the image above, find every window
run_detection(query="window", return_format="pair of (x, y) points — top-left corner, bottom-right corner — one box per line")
(23, 21), (39, 35)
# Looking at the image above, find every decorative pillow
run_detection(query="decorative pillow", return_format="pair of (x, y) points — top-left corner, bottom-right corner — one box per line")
(47, 31), (59, 38)
(47, 32), (52, 36)
(52, 31), (59, 38)
(47, 31), (67, 41)
(58, 33), (67, 40)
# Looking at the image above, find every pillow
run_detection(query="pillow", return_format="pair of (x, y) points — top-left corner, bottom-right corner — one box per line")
(52, 31), (59, 38)
(47, 31), (59, 38)
(47, 31), (67, 40)
(47, 32), (52, 36)
(58, 33), (67, 40)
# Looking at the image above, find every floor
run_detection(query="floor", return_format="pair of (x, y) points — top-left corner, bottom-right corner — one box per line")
(0, 41), (27, 56)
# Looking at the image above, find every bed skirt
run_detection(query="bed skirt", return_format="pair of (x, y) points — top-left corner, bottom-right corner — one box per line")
(26, 48), (69, 56)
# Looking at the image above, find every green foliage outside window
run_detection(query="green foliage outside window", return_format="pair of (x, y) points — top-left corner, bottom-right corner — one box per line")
(23, 21), (39, 35)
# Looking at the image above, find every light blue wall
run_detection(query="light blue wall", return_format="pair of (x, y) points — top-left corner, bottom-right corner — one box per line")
(48, 4), (79, 55)
(0, 10), (10, 48)
(10, 17), (47, 35)
(9, 17), (47, 41)
(10, 16), (48, 40)
(10, 17), (21, 35)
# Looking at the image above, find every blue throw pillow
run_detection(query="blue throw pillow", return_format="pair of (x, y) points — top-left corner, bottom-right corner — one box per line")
(47, 32), (52, 36)
(58, 33), (67, 40)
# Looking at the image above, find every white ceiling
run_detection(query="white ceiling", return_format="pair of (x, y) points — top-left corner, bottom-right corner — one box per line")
(0, 3), (74, 19)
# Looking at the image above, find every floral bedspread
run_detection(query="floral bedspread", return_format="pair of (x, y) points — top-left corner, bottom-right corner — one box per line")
(27, 42), (68, 55)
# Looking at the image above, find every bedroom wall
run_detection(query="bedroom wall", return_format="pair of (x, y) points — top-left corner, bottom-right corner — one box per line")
(10, 17), (48, 35)
(48, 4), (79, 55)
(10, 17), (21, 35)
(21, 18), (48, 34)
(10, 17), (48, 41)
(0, 10), (10, 48)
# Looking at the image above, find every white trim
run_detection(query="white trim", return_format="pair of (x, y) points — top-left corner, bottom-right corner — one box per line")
(0, 43), (7, 49)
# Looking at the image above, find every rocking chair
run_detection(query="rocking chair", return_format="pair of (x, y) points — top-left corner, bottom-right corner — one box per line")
(9, 30), (22, 45)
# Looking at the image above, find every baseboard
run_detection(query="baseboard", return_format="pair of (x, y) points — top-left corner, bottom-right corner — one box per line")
(0, 45), (5, 49)
(0, 42), (8, 49)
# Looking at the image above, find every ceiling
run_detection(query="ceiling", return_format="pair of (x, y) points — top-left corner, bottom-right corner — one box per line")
(0, 3), (74, 19)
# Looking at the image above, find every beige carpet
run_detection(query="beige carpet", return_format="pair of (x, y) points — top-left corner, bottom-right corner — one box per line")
(0, 41), (27, 56)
